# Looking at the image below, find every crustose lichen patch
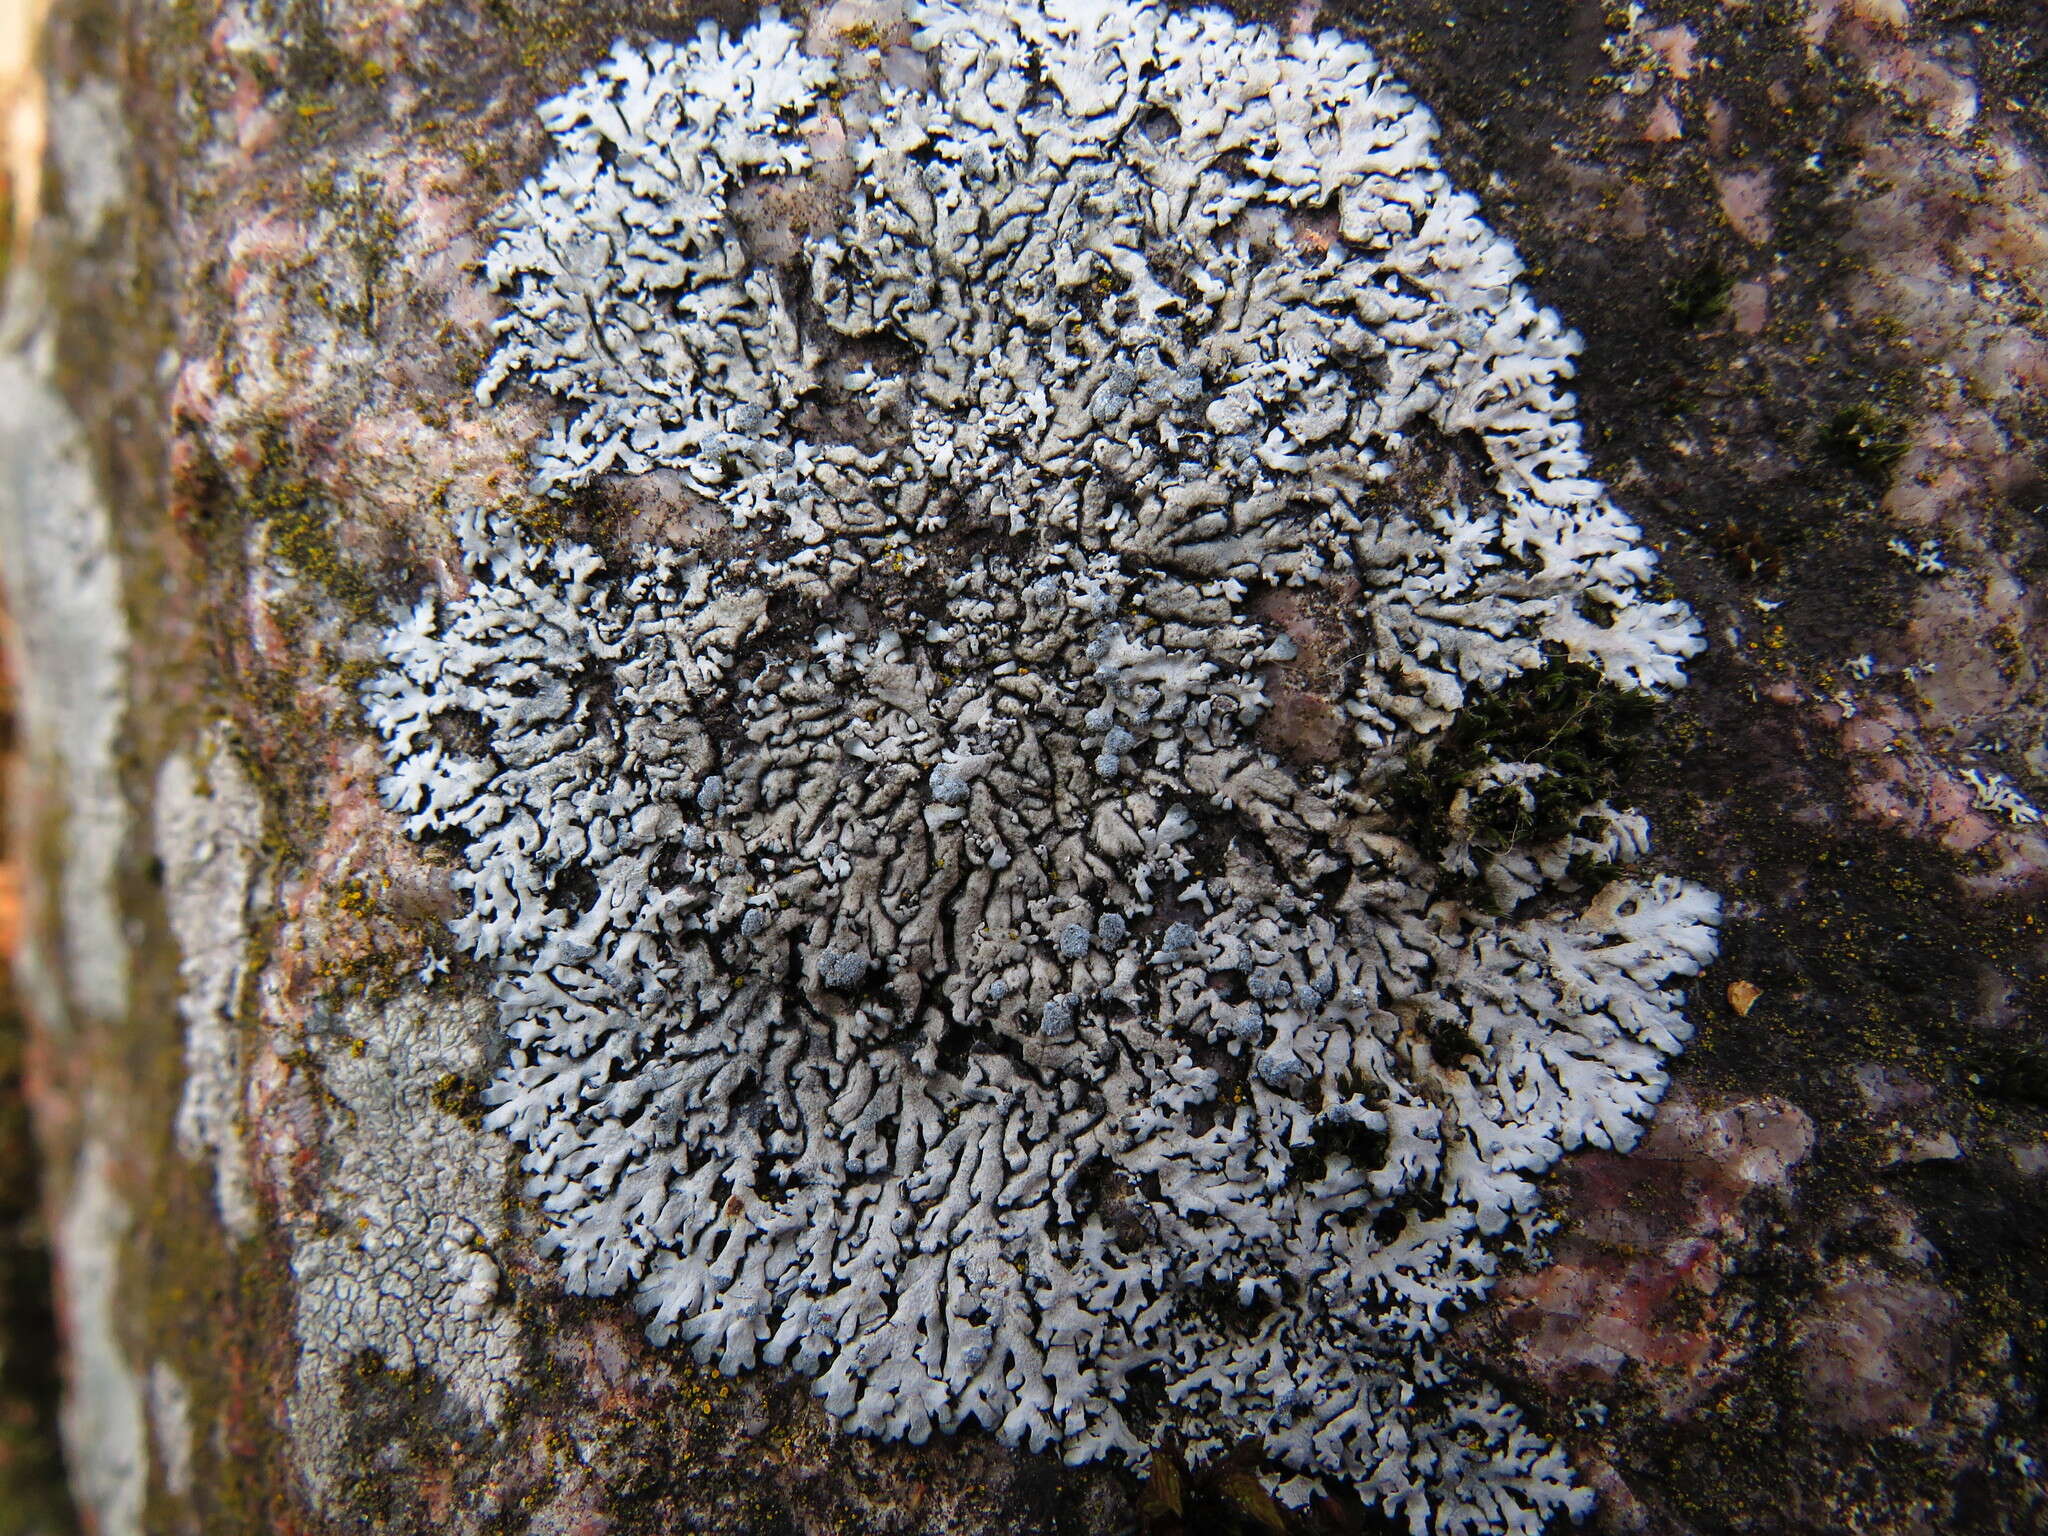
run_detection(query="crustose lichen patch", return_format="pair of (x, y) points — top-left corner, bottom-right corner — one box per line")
(366, 1), (1720, 1529)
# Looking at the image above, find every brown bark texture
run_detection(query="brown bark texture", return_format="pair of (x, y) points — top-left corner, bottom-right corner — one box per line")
(0, 0), (2045, 1533)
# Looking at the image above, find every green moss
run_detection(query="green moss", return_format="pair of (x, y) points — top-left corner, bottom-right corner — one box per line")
(1135, 1431), (1365, 1534)
(332, 875), (383, 917)
(837, 20), (890, 48)
(1384, 659), (1656, 873)
(332, 656), (383, 694)
(1819, 401), (1911, 479)
(1664, 260), (1734, 327)
(506, 501), (569, 546)
(1969, 1041), (2048, 1110)
(270, 0), (390, 126)
(248, 430), (378, 619)
(430, 1073), (487, 1129)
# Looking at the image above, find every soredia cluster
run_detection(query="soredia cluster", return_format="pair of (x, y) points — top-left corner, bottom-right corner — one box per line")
(366, 1), (1720, 1529)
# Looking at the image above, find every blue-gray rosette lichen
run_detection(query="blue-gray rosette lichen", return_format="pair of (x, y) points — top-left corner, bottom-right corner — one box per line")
(366, 1), (1720, 1529)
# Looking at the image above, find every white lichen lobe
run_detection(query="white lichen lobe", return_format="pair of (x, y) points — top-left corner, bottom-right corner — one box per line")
(371, 1), (1720, 1528)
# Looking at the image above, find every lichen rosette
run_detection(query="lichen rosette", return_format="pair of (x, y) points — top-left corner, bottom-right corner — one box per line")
(366, 2), (1720, 1529)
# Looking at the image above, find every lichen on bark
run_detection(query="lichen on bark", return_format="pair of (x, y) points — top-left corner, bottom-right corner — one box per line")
(0, 0), (2043, 1533)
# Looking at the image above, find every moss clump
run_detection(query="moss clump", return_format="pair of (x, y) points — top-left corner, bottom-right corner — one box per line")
(1384, 659), (1656, 866)
(505, 501), (569, 546)
(1708, 516), (1785, 583)
(247, 432), (379, 618)
(332, 875), (384, 916)
(430, 1073), (487, 1128)
(1969, 1041), (2048, 1110)
(1665, 260), (1734, 327)
(1136, 1430), (1371, 1534)
(1820, 402), (1911, 479)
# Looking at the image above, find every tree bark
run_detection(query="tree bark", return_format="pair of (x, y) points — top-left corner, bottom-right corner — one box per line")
(3, 1), (2046, 1534)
